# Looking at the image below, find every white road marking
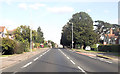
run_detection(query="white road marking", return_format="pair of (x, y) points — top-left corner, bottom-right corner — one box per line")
(70, 60), (75, 65)
(77, 66), (86, 73)
(64, 54), (67, 57)
(59, 49), (86, 73)
(21, 62), (32, 68)
(66, 56), (70, 59)
(34, 57), (39, 61)
(89, 56), (96, 59)
(105, 60), (112, 63)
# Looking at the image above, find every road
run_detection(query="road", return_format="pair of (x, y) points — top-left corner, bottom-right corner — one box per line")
(2, 48), (119, 74)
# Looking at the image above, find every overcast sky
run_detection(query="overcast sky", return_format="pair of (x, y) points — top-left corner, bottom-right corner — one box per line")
(0, 0), (119, 44)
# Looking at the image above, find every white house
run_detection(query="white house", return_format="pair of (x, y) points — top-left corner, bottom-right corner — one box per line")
(0, 26), (7, 38)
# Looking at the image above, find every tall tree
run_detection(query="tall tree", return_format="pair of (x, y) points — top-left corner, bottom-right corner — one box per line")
(61, 12), (98, 49)
(14, 25), (31, 42)
(36, 26), (44, 43)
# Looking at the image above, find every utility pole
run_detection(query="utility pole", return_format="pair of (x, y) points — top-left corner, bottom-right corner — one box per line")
(30, 8), (32, 52)
(72, 23), (73, 50)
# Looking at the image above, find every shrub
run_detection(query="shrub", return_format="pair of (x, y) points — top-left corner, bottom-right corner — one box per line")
(98, 45), (120, 52)
(14, 42), (24, 54)
(2, 38), (16, 55)
(91, 44), (98, 51)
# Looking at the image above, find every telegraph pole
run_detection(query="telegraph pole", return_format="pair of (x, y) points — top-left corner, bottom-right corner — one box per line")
(30, 8), (32, 52)
(72, 23), (73, 50)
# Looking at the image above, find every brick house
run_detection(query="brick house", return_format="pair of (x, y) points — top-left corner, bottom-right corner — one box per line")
(103, 28), (120, 45)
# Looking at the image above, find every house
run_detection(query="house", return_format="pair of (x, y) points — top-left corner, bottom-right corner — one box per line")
(0, 26), (7, 38)
(8, 29), (16, 39)
(103, 28), (119, 45)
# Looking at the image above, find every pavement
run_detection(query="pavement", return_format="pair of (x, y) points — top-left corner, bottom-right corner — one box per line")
(70, 49), (119, 62)
(2, 48), (119, 73)
(0, 48), (49, 70)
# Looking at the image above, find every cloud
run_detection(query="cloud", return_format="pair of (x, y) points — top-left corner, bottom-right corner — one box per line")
(18, 3), (27, 10)
(29, 3), (46, 10)
(47, 6), (74, 13)
(0, 0), (119, 3)
(18, 3), (46, 10)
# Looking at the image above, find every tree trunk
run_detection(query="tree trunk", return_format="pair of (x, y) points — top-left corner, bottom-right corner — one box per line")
(81, 45), (84, 49)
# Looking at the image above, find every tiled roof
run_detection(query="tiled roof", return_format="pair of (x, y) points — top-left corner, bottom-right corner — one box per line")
(0, 26), (5, 32)
(8, 29), (16, 34)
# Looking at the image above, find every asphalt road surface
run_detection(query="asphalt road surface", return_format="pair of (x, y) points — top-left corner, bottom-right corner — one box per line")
(2, 48), (119, 74)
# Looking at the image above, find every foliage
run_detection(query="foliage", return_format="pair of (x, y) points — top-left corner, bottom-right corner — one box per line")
(36, 26), (44, 43)
(94, 20), (120, 41)
(14, 25), (30, 42)
(61, 12), (98, 48)
(48, 40), (55, 48)
(2, 38), (16, 55)
(34, 43), (40, 48)
(14, 41), (24, 54)
(98, 45), (120, 52)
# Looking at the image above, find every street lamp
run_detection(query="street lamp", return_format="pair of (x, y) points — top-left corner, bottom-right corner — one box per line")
(68, 22), (73, 49)
(29, 8), (33, 52)
(72, 23), (73, 50)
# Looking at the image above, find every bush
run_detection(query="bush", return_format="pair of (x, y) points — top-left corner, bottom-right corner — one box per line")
(98, 45), (120, 52)
(91, 44), (97, 51)
(2, 38), (16, 55)
(21, 40), (30, 52)
(14, 42), (24, 54)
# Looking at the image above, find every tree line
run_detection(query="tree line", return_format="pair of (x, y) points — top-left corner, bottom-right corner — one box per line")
(60, 12), (120, 49)
(1, 25), (44, 55)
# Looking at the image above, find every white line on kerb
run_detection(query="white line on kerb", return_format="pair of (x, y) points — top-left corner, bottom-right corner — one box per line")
(70, 60), (75, 65)
(77, 66), (85, 73)
(34, 57), (39, 61)
(21, 62), (32, 68)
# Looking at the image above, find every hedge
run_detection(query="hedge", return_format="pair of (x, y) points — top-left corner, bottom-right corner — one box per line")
(1, 38), (30, 55)
(98, 45), (120, 52)
(2, 38), (16, 55)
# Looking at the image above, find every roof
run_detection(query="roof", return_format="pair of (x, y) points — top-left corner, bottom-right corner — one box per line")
(8, 29), (16, 34)
(0, 26), (5, 32)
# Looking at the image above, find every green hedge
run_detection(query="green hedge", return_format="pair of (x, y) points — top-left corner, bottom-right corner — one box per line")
(98, 45), (120, 52)
(2, 38), (16, 55)
(1, 38), (30, 55)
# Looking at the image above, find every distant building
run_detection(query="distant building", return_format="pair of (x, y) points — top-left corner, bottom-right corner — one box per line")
(103, 28), (120, 45)
(0, 26), (7, 38)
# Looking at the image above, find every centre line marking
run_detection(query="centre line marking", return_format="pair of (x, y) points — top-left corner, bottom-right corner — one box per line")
(70, 60), (75, 65)
(77, 66), (85, 73)
(21, 62), (32, 68)
(67, 57), (70, 59)
(34, 57), (39, 61)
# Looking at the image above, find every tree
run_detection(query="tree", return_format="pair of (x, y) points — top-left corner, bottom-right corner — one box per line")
(94, 20), (120, 44)
(14, 25), (31, 42)
(36, 26), (44, 43)
(61, 12), (98, 49)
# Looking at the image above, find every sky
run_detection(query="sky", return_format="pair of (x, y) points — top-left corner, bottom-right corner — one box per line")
(0, 0), (119, 44)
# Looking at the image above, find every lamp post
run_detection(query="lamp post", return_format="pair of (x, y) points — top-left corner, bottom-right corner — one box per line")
(68, 21), (73, 49)
(72, 23), (73, 50)
(29, 8), (32, 52)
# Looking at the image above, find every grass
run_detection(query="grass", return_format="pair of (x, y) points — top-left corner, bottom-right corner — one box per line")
(73, 49), (120, 57)
(0, 54), (13, 57)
